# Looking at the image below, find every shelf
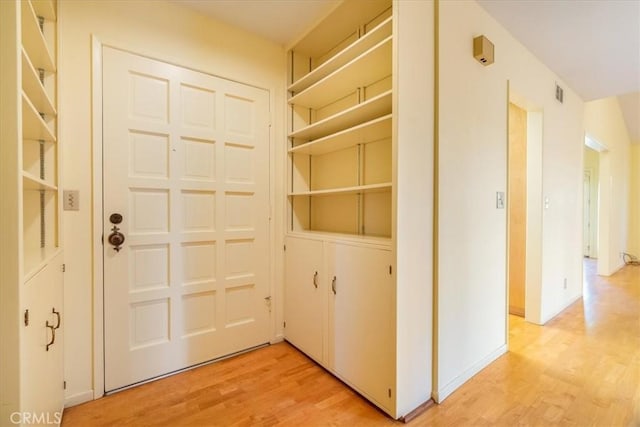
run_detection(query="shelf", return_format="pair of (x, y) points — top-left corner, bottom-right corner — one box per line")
(289, 17), (392, 94)
(291, 0), (391, 59)
(290, 114), (391, 156)
(23, 247), (61, 283)
(289, 90), (391, 142)
(21, 0), (55, 73)
(287, 230), (392, 248)
(31, 0), (56, 21)
(22, 92), (56, 142)
(21, 48), (56, 117)
(289, 36), (392, 109)
(23, 171), (57, 191)
(289, 183), (391, 197)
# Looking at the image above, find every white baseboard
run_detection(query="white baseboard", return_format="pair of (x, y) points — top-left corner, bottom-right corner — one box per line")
(64, 390), (94, 408)
(434, 344), (507, 403)
(540, 293), (583, 324)
(271, 333), (284, 344)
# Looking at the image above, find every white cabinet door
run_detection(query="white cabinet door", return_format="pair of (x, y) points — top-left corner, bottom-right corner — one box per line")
(21, 251), (64, 425)
(327, 243), (394, 411)
(284, 237), (325, 363)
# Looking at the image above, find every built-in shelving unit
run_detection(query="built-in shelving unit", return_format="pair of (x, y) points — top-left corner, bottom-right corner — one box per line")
(284, 0), (397, 418)
(1, 0), (64, 421)
(20, 0), (60, 272)
(287, 1), (392, 239)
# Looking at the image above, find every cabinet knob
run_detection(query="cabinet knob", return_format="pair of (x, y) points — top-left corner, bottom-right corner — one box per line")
(331, 276), (337, 295)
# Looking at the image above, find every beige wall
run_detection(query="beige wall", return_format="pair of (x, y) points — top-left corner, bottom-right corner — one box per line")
(436, 0), (584, 401)
(58, 0), (285, 406)
(629, 144), (640, 256)
(584, 97), (631, 275)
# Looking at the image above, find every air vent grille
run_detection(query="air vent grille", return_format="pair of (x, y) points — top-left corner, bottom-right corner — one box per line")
(555, 84), (564, 103)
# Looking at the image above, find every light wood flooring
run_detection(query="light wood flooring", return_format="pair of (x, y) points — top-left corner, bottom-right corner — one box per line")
(62, 259), (639, 426)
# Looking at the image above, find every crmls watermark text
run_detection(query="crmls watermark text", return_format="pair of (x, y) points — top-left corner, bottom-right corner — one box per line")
(10, 412), (62, 425)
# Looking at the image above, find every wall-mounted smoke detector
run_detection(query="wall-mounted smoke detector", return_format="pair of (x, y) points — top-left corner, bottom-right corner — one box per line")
(473, 35), (494, 66)
(555, 84), (564, 103)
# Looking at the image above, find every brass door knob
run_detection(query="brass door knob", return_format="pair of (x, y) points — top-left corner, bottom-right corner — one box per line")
(108, 227), (125, 252)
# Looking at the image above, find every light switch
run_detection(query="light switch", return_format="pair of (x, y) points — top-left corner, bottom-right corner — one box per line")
(496, 192), (505, 209)
(63, 190), (79, 211)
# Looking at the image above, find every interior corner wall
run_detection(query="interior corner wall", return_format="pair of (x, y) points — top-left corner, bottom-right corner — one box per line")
(584, 97), (632, 275)
(58, 0), (285, 406)
(630, 145), (640, 257)
(436, 0), (584, 401)
(584, 147), (600, 258)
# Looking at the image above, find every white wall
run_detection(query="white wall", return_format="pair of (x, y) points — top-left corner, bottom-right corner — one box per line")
(393, 0), (434, 417)
(584, 147), (600, 258)
(58, 0), (285, 406)
(584, 97), (631, 275)
(435, 0), (584, 401)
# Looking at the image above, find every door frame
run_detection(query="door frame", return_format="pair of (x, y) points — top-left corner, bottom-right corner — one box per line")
(91, 37), (278, 399)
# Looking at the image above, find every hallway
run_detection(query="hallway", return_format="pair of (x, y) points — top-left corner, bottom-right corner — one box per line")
(62, 259), (639, 426)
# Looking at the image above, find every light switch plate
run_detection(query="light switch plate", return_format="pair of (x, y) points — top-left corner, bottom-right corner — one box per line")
(63, 190), (79, 211)
(496, 192), (505, 209)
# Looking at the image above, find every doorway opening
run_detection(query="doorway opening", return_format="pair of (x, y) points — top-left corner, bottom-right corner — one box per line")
(508, 102), (527, 317)
(583, 146), (600, 261)
(584, 134), (609, 276)
(506, 85), (544, 334)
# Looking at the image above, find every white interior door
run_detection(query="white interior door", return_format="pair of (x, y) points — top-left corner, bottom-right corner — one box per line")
(103, 47), (271, 392)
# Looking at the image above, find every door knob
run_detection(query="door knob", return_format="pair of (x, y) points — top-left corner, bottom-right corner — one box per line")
(110, 213), (123, 224)
(108, 226), (125, 252)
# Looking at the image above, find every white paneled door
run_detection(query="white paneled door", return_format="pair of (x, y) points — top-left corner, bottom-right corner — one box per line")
(102, 47), (271, 392)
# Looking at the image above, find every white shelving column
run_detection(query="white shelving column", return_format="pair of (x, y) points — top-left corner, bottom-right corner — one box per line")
(0, 0), (64, 423)
(283, 0), (398, 417)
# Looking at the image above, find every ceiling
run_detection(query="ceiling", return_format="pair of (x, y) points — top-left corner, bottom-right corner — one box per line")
(477, 0), (640, 143)
(174, 0), (640, 142)
(172, 0), (339, 46)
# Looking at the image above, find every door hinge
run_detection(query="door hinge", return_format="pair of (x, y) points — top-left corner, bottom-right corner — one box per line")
(62, 263), (66, 273)
(63, 381), (67, 390)
(24, 309), (29, 326)
(389, 265), (392, 275)
(388, 388), (392, 398)
(284, 244), (286, 251)
(283, 321), (286, 328)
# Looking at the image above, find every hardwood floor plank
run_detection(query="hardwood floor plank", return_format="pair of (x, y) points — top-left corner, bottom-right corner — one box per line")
(63, 260), (639, 426)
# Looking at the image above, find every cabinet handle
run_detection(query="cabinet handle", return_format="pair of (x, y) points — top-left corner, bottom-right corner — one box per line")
(331, 276), (337, 295)
(51, 307), (61, 329)
(45, 320), (56, 351)
(313, 271), (318, 288)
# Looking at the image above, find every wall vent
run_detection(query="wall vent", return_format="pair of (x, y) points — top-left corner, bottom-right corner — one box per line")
(555, 84), (564, 103)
